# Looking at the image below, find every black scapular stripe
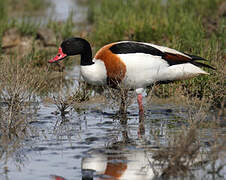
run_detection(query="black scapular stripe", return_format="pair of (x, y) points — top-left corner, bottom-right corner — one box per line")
(110, 42), (215, 70)
(110, 42), (165, 56)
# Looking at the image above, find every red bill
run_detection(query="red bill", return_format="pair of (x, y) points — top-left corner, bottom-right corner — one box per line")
(48, 47), (67, 63)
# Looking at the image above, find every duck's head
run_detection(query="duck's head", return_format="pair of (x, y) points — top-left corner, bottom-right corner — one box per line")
(48, 37), (91, 63)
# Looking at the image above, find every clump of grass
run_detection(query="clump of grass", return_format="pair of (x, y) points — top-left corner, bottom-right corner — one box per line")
(150, 99), (226, 178)
(88, 0), (225, 108)
(0, 54), (42, 166)
(0, 55), (44, 111)
(104, 85), (135, 114)
(154, 126), (202, 176)
(46, 81), (92, 117)
(0, 53), (47, 173)
(0, 104), (38, 174)
(0, 53), (47, 142)
(152, 122), (226, 177)
(71, 82), (92, 103)
(51, 93), (74, 117)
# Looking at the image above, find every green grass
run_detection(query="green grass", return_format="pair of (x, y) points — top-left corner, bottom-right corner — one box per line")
(88, 0), (224, 47)
(88, 0), (225, 108)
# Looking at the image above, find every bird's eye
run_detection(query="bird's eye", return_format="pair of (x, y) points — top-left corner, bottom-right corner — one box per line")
(57, 54), (61, 57)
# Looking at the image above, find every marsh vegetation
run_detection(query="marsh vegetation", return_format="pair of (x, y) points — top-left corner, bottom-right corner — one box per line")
(0, 0), (225, 179)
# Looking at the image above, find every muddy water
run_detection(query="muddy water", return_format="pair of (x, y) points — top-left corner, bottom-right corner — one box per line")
(0, 1), (226, 180)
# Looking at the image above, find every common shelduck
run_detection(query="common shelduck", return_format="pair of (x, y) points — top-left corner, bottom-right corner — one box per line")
(49, 37), (214, 119)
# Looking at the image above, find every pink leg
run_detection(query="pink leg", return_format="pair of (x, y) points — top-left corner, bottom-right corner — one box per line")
(137, 93), (145, 137)
(137, 94), (144, 120)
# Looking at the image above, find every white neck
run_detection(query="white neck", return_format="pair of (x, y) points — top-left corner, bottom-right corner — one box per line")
(80, 59), (107, 85)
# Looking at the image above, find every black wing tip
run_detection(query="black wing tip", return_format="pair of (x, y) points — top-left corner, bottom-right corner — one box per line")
(192, 61), (216, 70)
(184, 53), (216, 70)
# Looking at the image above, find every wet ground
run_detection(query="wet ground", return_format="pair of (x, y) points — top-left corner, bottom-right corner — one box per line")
(0, 0), (225, 180)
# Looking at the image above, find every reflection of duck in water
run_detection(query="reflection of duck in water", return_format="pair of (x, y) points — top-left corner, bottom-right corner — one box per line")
(50, 146), (159, 180)
(50, 175), (66, 180)
(81, 146), (160, 180)
(80, 127), (159, 180)
(51, 127), (210, 180)
(51, 144), (208, 180)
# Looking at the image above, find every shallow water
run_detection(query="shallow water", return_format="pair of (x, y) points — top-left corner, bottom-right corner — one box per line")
(1, 93), (225, 180)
